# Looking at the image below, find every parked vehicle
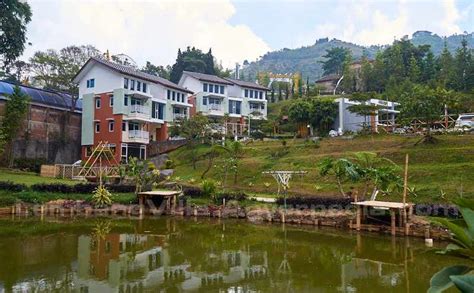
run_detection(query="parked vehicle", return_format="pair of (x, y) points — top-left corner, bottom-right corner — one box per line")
(455, 114), (474, 129)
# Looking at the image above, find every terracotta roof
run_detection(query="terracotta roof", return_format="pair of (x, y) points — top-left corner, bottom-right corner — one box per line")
(223, 77), (269, 91)
(74, 57), (193, 94)
(315, 74), (341, 83)
(182, 71), (234, 85)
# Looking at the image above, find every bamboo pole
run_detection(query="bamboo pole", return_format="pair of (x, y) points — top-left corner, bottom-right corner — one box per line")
(403, 154), (409, 235)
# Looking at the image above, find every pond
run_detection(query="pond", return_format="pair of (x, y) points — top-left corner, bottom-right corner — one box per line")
(0, 216), (466, 292)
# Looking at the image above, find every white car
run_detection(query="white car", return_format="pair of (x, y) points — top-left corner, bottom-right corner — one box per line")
(455, 114), (474, 129)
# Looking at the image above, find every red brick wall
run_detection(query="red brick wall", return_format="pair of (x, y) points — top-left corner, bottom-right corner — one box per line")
(156, 123), (168, 142)
(0, 100), (82, 163)
(188, 95), (197, 117)
(82, 93), (123, 164)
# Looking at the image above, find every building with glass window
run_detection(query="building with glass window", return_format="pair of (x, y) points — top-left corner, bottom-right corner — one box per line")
(73, 57), (193, 163)
(179, 71), (268, 136)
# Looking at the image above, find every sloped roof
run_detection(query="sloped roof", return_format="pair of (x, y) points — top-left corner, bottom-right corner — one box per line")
(223, 77), (269, 91)
(0, 81), (81, 112)
(74, 57), (193, 94)
(182, 71), (233, 85)
(315, 74), (341, 83)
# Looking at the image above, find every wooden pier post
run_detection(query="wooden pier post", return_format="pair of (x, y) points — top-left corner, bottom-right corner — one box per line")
(390, 209), (396, 236)
(356, 205), (361, 231)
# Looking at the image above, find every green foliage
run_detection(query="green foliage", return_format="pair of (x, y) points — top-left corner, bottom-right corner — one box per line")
(0, 86), (30, 166)
(288, 100), (311, 123)
(429, 199), (474, 292)
(201, 179), (217, 199)
(321, 47), (352, 75)
(141, 61), (171, 80)
(91, 185), (113, 208)
(126, 157), (160, 194)
(0, 0), (32, 70)
(169, 47), (216, 83)
(29, 45), (101, 95)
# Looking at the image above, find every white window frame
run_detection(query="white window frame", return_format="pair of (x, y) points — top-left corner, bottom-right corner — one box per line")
(108, 120), (114, 132)
(95, 97), (101, 109)
(94, 122), (100, 133)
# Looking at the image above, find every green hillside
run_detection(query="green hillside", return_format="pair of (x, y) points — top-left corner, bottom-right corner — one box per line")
(241, 31), (474, 81)
(170, 134), (474, 203)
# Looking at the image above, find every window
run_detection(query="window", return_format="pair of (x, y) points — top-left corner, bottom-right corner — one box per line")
(121, 144), (128, 162)
(172, 91), (175, 101)
(142, 83), (147, 93)
(209, 84), (213, 93)
(95, 122), (100, 133)
(122, 122), (127, 131)
(86, 79), (95, 88)
(124, 78), (129, 89)
(108, 120), (114, 132)
(167, 90), (170, 100)
(95, 97), (101, 109)
(203, 83), (208, 92)
(124, 95), (128, 106)
(152, 102), (164, 120)
(130, 80), (135, 90)
(250, 90), (254, 98)
(259, 91), (263, 99)
(85, 146), (93, 157)
(109, 95), (114, 107)
(203, 97), (207, 105)
(136, 81), (141, 92)
(220, 85), (224, 94)
(245, 89), (248, 98)
(229, 100), (241, 114)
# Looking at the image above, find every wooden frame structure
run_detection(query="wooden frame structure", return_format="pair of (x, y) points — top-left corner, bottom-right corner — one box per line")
(73, 141), (120, 180)
(137, 190), (182, 216)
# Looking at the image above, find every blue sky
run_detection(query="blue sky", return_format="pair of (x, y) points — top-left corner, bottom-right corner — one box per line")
(24, 0), (474, 68)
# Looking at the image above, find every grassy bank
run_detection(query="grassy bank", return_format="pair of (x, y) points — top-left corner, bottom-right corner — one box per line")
(170, 134), (474, 203)
(0, 168), (77, 186)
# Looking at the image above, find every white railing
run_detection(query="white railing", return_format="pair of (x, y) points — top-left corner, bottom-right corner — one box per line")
(173, 113), (187, 120)
(128, 130), (149, 140)
(130, 104), (148, 114)
(208, 104), (222, 111)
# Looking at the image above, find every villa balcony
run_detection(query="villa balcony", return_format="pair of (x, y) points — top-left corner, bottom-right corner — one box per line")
(173, 113), (187, 120)
(206, 104), (224, 116)
(123, 130), (149, 144)
(127, 105), (151, 121)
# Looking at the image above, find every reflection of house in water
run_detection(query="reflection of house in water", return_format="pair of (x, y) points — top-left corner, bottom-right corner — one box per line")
(340, 258), (404, 292)
(76, 234), (268, 292)
(181, 250), (268, 291)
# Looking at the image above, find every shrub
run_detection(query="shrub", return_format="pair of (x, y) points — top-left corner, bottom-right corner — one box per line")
(215, 191), (247, 204)
(182, 186), (203, 197)
(414, 204), (461, 218)
(164, 159), (175, 169)
(201, 180), (217, 198)
(0, 194), (17, 206)
(73, 183), (97, 193)
(92, 185), (113, 208)
(107, 184), (135, 193)
(13, 158), (47, 173)
(31, 183), (74, 193)
(276, 196), (352, 209)
(0, 181), (26, 192)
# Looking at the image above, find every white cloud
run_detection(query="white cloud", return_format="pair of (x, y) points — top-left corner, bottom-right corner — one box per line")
(297, 0), (464, 47)
(23, 0), (271, 68)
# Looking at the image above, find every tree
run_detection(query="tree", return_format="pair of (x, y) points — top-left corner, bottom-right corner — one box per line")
(0, 86), (30, 166)
(346, 92), (381, 131)
(436, 41), (455, 88)
(308, 98), (338, 135)
(218, 141), (244, 186)
(399, 85), (448, 143)
(169, 47), (217, 83)
(0, 0), (32, 73)
(169, 113), (210, 169)
(288, 100), (311, 124)
(318, 157), (361, 197)
(29, 45), (101, 95)
(422, 51), (436, 83)
(141, 61), (171, 80)
(320, 47), (351, 75)
(452, 38), (473, 92)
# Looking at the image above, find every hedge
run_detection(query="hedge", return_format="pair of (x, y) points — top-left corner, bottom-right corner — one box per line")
(276, 196), (352, 209)
(0, 181), (27, 192)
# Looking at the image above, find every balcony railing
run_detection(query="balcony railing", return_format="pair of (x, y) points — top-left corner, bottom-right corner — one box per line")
(208, 104), (223, 111)
(130, 104), (148, 114)
(173, 113), (187, 120)
(126, 130), (149, 143)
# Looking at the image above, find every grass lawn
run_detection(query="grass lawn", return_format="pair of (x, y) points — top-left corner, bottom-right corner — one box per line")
(170, 134), (474, 204)
(0, 168), (77, 186)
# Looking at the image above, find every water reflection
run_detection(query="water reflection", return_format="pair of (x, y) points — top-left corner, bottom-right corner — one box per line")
(0, 217), (467, 292)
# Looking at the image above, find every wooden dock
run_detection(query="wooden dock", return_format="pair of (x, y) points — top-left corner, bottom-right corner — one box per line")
(138, 190), (182, 215)
(352, 200), (414, 236)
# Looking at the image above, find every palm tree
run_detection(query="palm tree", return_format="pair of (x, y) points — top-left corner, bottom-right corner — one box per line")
(318, 157), (361, 197)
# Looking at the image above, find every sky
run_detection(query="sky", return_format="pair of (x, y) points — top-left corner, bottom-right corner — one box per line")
(23, 0), (474, 69)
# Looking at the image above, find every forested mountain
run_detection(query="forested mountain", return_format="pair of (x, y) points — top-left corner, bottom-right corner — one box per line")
(241, 31), (473, 81)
